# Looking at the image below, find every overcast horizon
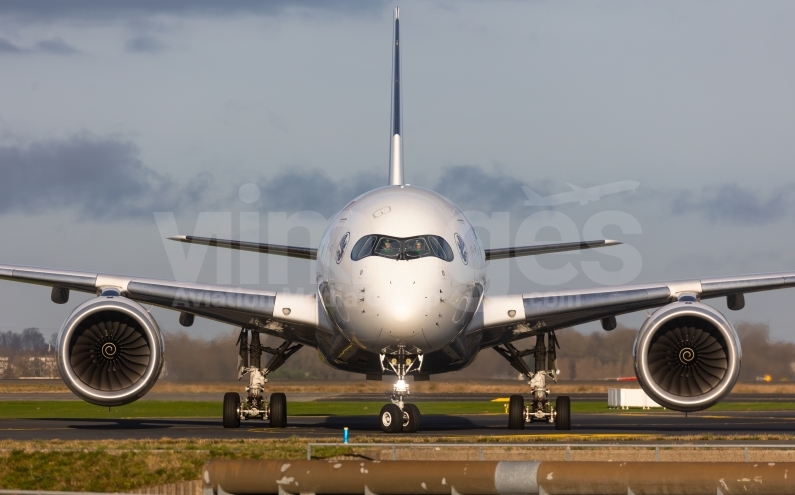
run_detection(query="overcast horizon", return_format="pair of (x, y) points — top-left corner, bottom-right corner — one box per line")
(1, 1), (795, 345)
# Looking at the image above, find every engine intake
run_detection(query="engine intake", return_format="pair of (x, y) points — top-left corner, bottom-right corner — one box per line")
(634, 301), (741, 412)
(57, 296), (164, 406)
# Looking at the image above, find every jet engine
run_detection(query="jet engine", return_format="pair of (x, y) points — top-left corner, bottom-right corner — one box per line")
(634, 301), (741, 412)
(57, 296), (164, 406)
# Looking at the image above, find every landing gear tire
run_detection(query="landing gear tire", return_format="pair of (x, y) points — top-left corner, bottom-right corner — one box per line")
(223, 392), (240, 428)
(380, 404), (403, 433)
(555, 395), (571, 431)
(270, 392), (287, 428)
(402, 403), (421, 433)
(508, 394), (525, 430)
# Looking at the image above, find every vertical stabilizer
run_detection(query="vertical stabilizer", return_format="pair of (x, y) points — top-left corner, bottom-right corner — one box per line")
(388, 6), (403, 186)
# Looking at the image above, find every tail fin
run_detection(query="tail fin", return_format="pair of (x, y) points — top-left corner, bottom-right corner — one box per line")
(388, 6), (403, 186)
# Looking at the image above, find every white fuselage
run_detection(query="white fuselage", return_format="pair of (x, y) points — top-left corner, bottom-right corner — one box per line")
(316, 185), (486, 357)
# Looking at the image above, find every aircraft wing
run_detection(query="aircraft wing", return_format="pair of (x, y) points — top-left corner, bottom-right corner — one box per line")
(485, 239), (621, 260)
(474, 271), (795, 348)
(0, 264), (320, 346)
(167, 236), (317, 259)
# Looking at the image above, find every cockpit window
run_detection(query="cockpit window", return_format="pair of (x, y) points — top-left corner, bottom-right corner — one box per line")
(350, 234), (454, 262)
(373, 237), (401, 259)
(351, 235), (377, 261)
(428, 235), (454, 261)
(404, 237), (431, 259)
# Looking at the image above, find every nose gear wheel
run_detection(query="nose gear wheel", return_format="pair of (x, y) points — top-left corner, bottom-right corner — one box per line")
(378, 344), (423, 433)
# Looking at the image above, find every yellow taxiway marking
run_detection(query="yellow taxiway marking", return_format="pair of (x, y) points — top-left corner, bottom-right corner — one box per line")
(491, 398), (510, 402)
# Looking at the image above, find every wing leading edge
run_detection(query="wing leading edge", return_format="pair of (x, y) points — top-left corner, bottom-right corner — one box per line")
(0, 263), (320, 346)
(168, 235), (317, 260)
(485, 239), (621, 260)
(475, 271), (795, 348)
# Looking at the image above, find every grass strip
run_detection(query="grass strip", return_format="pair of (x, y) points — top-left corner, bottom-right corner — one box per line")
(7, 434), (795, 492)
(0, 438), (310, 492)
(2, 400), (795, 419)
(0, 401), (512, 418)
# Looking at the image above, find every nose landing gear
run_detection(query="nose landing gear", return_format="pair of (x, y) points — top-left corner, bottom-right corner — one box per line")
(222, 329), (302, 429)
(378, 345), (423, 433)
(495, 333), (572, 431)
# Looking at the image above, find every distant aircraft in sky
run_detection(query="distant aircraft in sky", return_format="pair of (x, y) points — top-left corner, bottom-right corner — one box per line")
(522, 180), (640, 206)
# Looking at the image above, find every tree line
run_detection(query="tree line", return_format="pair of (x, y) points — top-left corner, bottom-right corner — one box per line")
(2, 322), (792, 383)
(161, 322), (795, 383)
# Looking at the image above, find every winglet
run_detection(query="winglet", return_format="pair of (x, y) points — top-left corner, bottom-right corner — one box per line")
(388, 6), (403, 186)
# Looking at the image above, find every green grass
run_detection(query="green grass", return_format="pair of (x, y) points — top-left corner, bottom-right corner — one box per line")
(0, 438), (312, 492)
(0, 400), (221, 419)
(0, 400), (507, 418)
(3, 400), (795, 419)
(9, 433), (795, 491)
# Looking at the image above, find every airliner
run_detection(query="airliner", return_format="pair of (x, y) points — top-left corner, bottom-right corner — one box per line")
(0, 8), (791, 433)
(522, 181), (640, 207)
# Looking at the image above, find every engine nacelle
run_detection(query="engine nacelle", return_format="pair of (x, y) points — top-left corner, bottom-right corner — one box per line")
(634, 301), (741, 412)
(57, 296), (164, 406)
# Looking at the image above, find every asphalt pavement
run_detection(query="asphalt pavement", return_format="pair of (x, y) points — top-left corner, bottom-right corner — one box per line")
(2, 410), (795, 441)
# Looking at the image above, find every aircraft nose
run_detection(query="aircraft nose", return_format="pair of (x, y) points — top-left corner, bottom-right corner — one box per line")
(390, 291), (415, 323)
(365, 276), (445, 349)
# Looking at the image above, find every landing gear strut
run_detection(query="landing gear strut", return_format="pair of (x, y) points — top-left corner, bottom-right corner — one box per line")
(378, 345), (422, 433)
(222, 329), (302, 429)
(495, 333), (571, 430)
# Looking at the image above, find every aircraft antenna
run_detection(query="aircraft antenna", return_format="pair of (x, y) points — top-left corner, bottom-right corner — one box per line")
(388, 6), (403, 186)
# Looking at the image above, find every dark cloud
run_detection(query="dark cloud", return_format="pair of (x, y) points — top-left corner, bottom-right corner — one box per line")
(257, 168), (382, 216)
(35, 37), (79, 54)
(433, 165), (528, 212)
(0, 1), (388, 23)
(671, 183), (794, 225)
(251, 164), (544, 215)
(0, 38), (25, 53)
(7, 137), (792, 229)
(0, 135), (213, 220)
(126, 35), (164, 53)
(0, 37), (79, 55)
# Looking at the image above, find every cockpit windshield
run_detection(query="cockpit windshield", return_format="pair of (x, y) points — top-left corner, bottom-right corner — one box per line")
(351, 234), (454, 262)
(374, 237), (401, 259)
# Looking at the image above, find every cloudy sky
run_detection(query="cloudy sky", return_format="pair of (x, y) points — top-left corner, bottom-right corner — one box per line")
(1, 1), (795, 344)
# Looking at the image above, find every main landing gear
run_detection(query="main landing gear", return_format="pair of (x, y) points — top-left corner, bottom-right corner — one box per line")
(222, 329), (302, 429)
(495, 333), (571, 431)
(378, 345), (423, 433)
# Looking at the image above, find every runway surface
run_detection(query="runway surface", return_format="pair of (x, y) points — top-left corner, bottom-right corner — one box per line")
(3, 410), (795, 441)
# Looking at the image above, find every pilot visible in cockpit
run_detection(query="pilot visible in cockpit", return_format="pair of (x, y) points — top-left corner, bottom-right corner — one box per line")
(411, 239), (424, 256)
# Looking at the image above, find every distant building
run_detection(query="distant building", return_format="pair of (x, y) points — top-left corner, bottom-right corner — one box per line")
(25, 356), (58, 378)
(0, 355), (59, 378)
